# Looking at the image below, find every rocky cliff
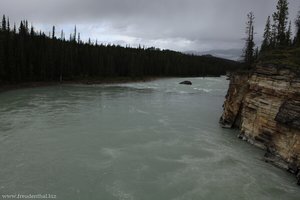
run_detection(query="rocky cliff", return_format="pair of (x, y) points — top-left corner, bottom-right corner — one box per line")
(220, 63), (300, 185)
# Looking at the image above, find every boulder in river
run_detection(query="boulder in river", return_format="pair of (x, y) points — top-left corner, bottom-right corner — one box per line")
(179, 81), (192, 85)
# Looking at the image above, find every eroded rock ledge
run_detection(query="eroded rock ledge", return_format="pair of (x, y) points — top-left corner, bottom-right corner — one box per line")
(220, 64), (300, 185)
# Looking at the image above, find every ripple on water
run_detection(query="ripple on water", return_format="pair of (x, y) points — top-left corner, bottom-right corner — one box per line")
(0, 77), (299, 200)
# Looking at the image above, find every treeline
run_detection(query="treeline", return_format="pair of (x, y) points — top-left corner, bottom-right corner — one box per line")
(243, 0), (300, 67)
(0, 16), (239, 84)
(260, 0), (299, 50)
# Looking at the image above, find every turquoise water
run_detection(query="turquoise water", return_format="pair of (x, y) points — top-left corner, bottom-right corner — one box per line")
(0, 77), (299, 200)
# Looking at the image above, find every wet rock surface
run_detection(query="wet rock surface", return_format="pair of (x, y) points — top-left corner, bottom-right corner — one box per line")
(276, 99), (300, 130)
(179, 81), (192, 85)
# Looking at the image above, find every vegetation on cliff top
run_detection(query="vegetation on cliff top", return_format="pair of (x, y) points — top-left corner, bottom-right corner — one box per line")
(258, 47), (300, 70)
(242, 0), (300, 69)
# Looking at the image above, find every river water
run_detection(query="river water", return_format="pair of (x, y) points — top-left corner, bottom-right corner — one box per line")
(0, 77), (299, 200)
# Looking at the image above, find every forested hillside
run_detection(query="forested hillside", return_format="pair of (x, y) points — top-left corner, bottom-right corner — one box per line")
(0, 16), (239, 83)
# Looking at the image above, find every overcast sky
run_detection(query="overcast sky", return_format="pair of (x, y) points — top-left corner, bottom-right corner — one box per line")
(0, 0), (299, 53)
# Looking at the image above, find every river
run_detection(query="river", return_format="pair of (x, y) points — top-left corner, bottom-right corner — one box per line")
(0, 77), (299, 200)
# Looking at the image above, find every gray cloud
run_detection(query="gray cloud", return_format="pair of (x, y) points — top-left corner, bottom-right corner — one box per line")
(0, 0), (299, 54)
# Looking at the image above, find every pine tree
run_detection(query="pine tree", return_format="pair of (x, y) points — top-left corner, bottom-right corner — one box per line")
(0, 28), (4, 80)
(1, 15), (6, 31)
(73, 25), (77, 42)
(30, 26), (35, 36)
(261, 16), (272, 51)
(270, 21), (277, 47)
(19, 21), (24, 35)
(286, 21), (292, 46)
(77, 33), (81, 44)
(25, 20), (29, 34)
(272, 0), (289, 46)
(60, 30), (64, 41)
(52, 26), (56, 39)
(254, 47), (259, 60)
(13, 23), (16, 34)
(295, 11), (300, 46)
(243, 12), (255, 68)
(7, 17), (10, 31)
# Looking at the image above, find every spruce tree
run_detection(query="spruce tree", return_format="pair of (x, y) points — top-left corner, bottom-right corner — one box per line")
(0, 28), (4, 80)
(52, 26), (56, 39)
(25, 20), (29, 34)
(295, 11), (300, 46)
(30, 26), (35, 37)
(1, 15), (6, 31)
(261, 16), (271, 51)
(73, 25), (77, 42)
(272, 0), (289, 46)
(254, 47), (259, 60)
(7, 18), (10, 31)
(19, 21), (24, 35)
(243, 12), (255, 68)
(270, 22), (277, 47)
(286, 21), (292, 46)
(13, 23), (16, 34)
(77, 33), (81, 44)
(60, 30), (65, 41)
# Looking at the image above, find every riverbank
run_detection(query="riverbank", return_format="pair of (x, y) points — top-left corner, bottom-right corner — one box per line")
(0, 77), (158, 93)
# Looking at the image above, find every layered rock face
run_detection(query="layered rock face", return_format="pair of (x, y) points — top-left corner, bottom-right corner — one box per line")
(220, 64), (300, 184)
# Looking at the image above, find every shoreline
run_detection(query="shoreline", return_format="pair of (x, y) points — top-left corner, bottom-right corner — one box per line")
(0, 76), (225, 93)
(0, 77), (158, 93)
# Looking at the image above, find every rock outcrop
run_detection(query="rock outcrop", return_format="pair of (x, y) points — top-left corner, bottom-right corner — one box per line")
(220, 64), (300, 185)
(179, 81), (192, 85)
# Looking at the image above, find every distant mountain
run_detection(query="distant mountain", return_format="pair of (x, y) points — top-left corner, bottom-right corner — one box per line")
(185, 49), (243, 61)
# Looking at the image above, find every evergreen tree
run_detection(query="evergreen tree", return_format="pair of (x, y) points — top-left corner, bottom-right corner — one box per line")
(1, 15), (6, 31)
(272, 0), (289, 46)
(77, 33), (81, 44)
(243, 12), (255, 68)
(7, 17), (10, 31)
(52, 26), (56, 39)
(73, 25), (77, 42)
(19, 21), (24, 35)
(261, 16), (272, 51)
(270, 21), (278, 47)
(286, 21), (292, 46)
(25, 20), (29, 33)
(0, 25), (4, 80)
(60, 30), (64, 40)
(295, 11), (300, 46)
(13, 23), (16, 34)
(30, 26), (35, 36)
(254, 47), (259, 60)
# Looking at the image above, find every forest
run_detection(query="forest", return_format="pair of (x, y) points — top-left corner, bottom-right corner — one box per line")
(0, 17), (239, 84)
(243, 0), (300, 68)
